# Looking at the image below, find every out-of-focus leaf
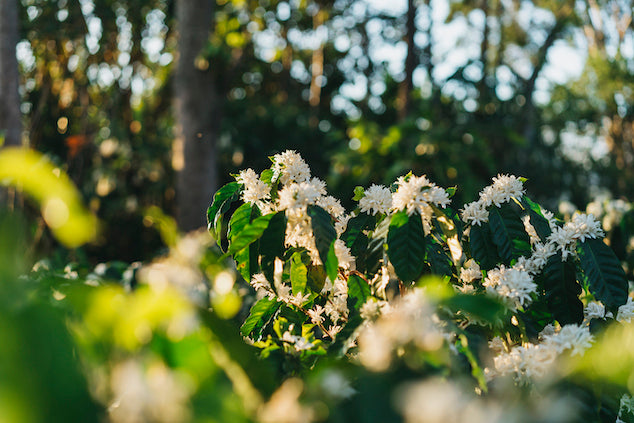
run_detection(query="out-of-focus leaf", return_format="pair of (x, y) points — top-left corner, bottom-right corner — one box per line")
(0, 147), (97, 247)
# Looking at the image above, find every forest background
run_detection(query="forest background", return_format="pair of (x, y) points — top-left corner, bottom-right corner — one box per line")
(0, 0), (632, 266)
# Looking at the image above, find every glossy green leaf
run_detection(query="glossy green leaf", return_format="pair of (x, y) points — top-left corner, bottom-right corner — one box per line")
(208, 182), (240, 234)
(342, 213), (374, 257)
(234, 242), (259, 281)
(425, 238), (453, 278)
(240, 297), (281, 340)
(442, 293), (507, 325)
(578, 238), (628, 310)
(226, 213), (276, 256)
(307, 205), (338, 282)
(538, 253), (583, 325)
(347, 273), (371, 308)
(259, 211), (287, 284)
(387, 211), (426, 283)
(488, 204), (531, 265)
(361, 216), (389, 276)
(522, 196), (552, 240)
(469, 224), (500, 270)
(290, 252), (308, 295)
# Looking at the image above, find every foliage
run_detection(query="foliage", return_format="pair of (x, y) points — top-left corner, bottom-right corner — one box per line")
(6, 149), (634, 422)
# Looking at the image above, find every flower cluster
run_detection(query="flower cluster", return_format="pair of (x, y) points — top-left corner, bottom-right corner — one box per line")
(356, 174), (452, 233)
(548, 213), (604, 260)
(391, 174), (451, 217)
(234, 151), (353, 269)
(461, 174), (525, 225)
(358, 184), (392, 215)
(271, 150), (311, 185)
(235, 168), (270, 207)
(490, 324), (594, 384)
(357, 289), (444, 371)
(482, 265), (537, 309)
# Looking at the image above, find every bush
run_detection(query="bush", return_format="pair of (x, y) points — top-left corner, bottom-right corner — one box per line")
(3, 147), (634, 422)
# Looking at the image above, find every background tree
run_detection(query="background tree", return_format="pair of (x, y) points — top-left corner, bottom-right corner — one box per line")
(0, 0), (22, 147)
(10, 0), (634, 261)
(173, 0), (217, 231)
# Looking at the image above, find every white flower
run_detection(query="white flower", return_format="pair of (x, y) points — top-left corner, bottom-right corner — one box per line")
(530, 242), (556, 270)
(235, 168), (270, 206)
(271, 150), (311, 185)
(334, 239), (355, 270)
(360, 299), (382, 320)
(307, 305), (325, 325)
(542, 324), (594, 356)
(459, 259), (481, 284)
(488, 336), (505, 353)
(522, 215), (540, 245)
(617, 297), (634, 323)
(334, 213), (351, 236)
(484, 266), (536, 309)
(391, 175), (450, 216)
(358, 184), (392, 215)
(584, 301), (606, 320)
(287, 292), (311, 307)
(491, 174), (525, 201)
(548, 224), (578, 261)
(479, 185), (507, 208)
(277, 178), (326, 211)
(570, 213), (604, 242)
(250, 273), (272, 297)
(317, 195), (345, 219)
(461, 201), (489, 225)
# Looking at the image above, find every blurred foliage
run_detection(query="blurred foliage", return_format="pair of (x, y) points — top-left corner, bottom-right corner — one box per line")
(11, 0), (634, 265)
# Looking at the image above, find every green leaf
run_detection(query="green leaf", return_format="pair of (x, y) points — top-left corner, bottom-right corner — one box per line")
(207, 182), (240, 233)
(324, 242), (339, 283)
(522, 196), (552, 240)
(261, 169), (274, 185)
(455, 334), (488, 393)
(488, 204), (531, 265)
(234, 242), (259, 281)
(387, 211), (426, 283)
(538, 253), (583, 325)
(347, 273), (371, 308)
(342, 213), (374, 257)
(578, 238), (628, 310)
(469, 224), (500, 270)
(425, 238), (454, 278)
(259, 212), (287, 284)
(228, 203), (260, 244)
(240, 297), (281, 340)
(307, 205), (338, 281)
(226, 213), (276, 256)
(290, 252), (308, 295)
(304, 265), (325, 293)
(363, 216), (389, 276)
(442, 293), (507, 325)
(431, 205), (463, 265)
(328, 312), (363, 357)
(353, 186), (365, 201)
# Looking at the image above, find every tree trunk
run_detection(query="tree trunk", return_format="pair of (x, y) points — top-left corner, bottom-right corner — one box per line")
(0, 0), (22, 148)
(0, 0), (22, 208)
(397, 0), (416, 121)
(173, 0), (218, 231)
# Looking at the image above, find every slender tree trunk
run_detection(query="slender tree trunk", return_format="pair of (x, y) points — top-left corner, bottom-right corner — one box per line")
(0, 0), (22, 207)
(398, 0), (416, 121)
(309, 8), (325, 110)
(0, 0), (22, 147)
(173, 0), (218, 231)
